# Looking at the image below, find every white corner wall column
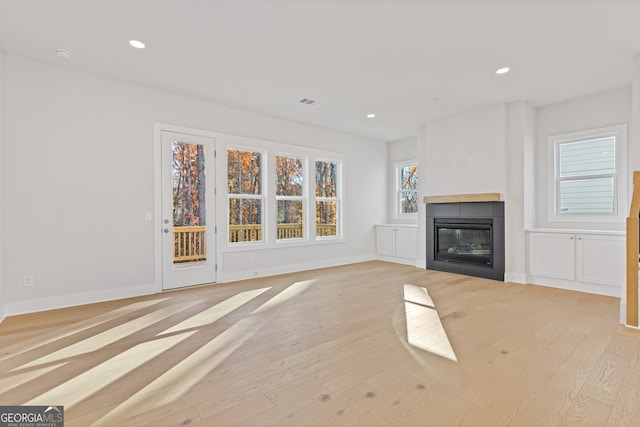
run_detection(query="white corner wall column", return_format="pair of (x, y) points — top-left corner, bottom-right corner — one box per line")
(505, 102), (536, 284)
(416, 125), (428, 269)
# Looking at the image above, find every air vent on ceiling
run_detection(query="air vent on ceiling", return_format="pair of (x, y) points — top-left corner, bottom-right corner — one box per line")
(298, 98), (321, 106)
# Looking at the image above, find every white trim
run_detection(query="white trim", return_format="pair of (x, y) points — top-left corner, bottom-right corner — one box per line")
(154, 123), (223, 290)
(547, 124), (627, 224)
(220, 254), (375, 283)
(392, 159), (418, 220)
(274, 152), (308, 243)
(314, 157), (344, 241)
(227, 145), (267, 244)
(526, 274), (621, 298)
(376, 255), (418, 266)
(5, 282), (158, 316)
(505, 272), (527, 284)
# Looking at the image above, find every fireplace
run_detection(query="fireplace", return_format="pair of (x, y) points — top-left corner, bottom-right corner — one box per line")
(435, 219), (493, 266)
(426, 201), (504, 281)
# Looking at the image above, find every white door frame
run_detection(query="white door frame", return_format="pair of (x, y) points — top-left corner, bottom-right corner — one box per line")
(154, 123), (219, 290)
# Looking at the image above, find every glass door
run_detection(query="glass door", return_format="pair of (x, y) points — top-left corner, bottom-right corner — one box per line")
(161, 131), (216, 290)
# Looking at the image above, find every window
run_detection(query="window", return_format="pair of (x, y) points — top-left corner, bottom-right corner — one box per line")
(276, 154), (304, 240)
(548, 124), (627, 222)
(395, 161), (418, 216)
(225, 137), (343, 247)
(227, 148), (264, 242)
(315, 160), (341, 238)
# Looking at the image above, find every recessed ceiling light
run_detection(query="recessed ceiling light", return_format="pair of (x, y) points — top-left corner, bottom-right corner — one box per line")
(129, 39), (146, 49)
(367, 113), (376, 118)
(54, 48), (71, 59)
(495, 67), (510, 75)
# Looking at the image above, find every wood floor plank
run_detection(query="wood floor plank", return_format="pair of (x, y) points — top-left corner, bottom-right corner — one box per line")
(0, 261), (637, 426)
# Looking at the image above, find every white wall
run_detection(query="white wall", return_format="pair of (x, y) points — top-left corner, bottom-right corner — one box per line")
(387, 137), (417, 224)
(2, 54), (387, 315)
(423, 104), (507, 197)
(535, 86), (632, 231)
(0, 52), (5, 322)
(505, 102), (536, 284)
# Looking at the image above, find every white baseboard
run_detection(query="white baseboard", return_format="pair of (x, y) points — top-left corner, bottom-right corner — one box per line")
(221, 255), (377, 284)
(4, 282), (159, 317)
(526, 274), (622, 298)
(375, 255), (418, 267)
(505, 272), (527, 284)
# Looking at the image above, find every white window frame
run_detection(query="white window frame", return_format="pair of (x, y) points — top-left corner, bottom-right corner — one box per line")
(315, 158), (343, 241)
(223, 135), (344, 250)
(547, 124), (627, 224)
(227, 145), (266, 245)
(393, 160), (418, 219)
(275, 152), (307, 243)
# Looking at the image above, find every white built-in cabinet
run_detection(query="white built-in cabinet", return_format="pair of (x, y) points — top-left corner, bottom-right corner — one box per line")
(527, 230), (625, 297)
(375, 224), (417, 265)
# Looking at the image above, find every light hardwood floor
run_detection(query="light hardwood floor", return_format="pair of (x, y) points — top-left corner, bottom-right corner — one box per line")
(0, 261), (638, 426)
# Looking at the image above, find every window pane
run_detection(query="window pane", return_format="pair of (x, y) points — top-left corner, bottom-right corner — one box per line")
(559, 137), (615, 178)
(172, 141), (207, 264)
(172, 141), (207, 226)
(401, 191), (418, 214)
(227, 149), (262, 194)
(316, 161), (337, 197)
(559, 177), (614, 214)
(401, 165), (418, 190)
(276, 155), (303, 196)
(316, 201), (337, 236)
(228, 198), (263, 242)
(277, 200), (303, 240)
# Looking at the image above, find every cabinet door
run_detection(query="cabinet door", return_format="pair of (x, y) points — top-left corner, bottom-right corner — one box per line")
(395, 227), (418, 259)
(376, 227), (397, 257)
(576, 234), (625, 287)
(529, 233), (575, 280)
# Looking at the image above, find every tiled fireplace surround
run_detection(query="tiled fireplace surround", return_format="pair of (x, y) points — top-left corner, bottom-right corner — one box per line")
(425, 194), (505, 281)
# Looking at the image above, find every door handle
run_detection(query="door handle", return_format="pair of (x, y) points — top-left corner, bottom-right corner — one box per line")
(163, 228), (170, 234)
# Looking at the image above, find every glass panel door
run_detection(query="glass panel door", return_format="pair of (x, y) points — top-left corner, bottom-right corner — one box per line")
(161, 131), (216, 290)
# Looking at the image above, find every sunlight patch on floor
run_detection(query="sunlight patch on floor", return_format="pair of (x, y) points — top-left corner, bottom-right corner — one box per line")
(403, 284), (457, 362)
(18, 300), (203, 370)
(0, 299), (171, 364)
(251, 279), (318, 315)
(23, 331), (196, 409)
(95, 279), (318, 425)
(162, 287), (271, 334)
(0, 363), (66, 394)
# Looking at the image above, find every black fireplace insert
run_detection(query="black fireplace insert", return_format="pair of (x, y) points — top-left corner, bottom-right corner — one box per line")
(434, 219), (492, 266)
(426, 201), (504, 281)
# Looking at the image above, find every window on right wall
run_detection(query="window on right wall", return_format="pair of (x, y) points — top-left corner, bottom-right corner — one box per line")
(548, 124), (627, 223)
(394, 160), (418, 218)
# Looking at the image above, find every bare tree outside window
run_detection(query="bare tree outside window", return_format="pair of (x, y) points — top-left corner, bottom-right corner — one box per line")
(228, 148), (263, 243)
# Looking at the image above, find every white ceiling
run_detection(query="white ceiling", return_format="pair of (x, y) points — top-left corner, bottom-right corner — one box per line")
(1, 0), (639, 142)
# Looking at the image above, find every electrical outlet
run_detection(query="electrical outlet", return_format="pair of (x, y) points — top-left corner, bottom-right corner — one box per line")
(24, 274), (35, 287)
